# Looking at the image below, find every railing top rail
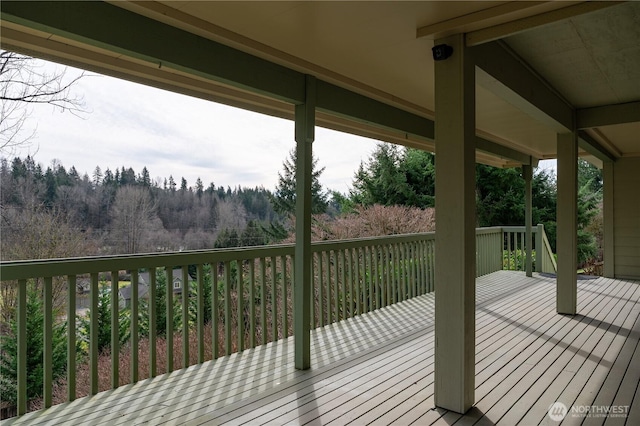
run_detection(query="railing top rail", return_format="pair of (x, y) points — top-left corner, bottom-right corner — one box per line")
(0, 227), (511, 281)
(501, 225), (541, 233)
(0, 245), (296, 281)
(475, 226), (504, 235)
(0, 231), (438, 280)
(311, 231), (435, 252)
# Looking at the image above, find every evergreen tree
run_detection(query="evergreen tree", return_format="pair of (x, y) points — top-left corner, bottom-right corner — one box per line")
(240, 220), (267, 246)
(195, 178), (204, 199)
(214, 228), (240, 248)
(351, 144), (435, 208)
(0, 286), (67, 404)
(77, 285), (129, 354)
(139, 167), (151, 188)
(271, 147), (328, 216)
(92, 165), (102, 187)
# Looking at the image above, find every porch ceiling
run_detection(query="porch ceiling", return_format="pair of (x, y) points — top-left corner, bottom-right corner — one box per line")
(1, 1), (639, 166)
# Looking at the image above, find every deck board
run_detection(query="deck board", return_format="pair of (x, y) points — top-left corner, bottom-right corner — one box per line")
(6, 271), (639, 426)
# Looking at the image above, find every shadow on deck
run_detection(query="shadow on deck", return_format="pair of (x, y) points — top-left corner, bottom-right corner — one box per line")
(7, 270), (640, 425)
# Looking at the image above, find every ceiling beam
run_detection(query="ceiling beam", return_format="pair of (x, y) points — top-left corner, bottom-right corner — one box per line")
(475, 137), (533, 165)
(578, 130), (617, 163)
(0, 0), (306, 104)
(315, 80), (435, 141)
(474, 41), (574, 132)
(466, 1), (625, 46)
(577, 101), (640, 129)
(416, 1), (547, 40)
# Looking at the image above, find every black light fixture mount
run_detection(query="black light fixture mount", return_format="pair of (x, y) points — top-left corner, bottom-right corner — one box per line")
(432, 44), (454, 61)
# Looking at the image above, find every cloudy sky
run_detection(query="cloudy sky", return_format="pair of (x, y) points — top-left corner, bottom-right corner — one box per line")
(9, 58), (555, 194)
(10, 59), (382, 194)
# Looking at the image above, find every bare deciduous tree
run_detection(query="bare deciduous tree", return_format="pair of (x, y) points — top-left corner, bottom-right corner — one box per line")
(0, 50), (86, 154)
(110, 186), (160, 254)
(215, 198), (247, 232)
(0, 201), (97, 325)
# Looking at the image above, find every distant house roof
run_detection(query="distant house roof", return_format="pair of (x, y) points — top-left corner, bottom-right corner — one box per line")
(119, 283), (149, 301)
(134, 268), (186, 294)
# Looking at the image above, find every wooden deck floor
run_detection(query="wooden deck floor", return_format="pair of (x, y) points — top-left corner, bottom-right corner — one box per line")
(8, 271), (640, 425)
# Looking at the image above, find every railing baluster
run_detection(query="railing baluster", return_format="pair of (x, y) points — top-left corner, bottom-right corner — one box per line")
(211, 262), (220, 359)
(396, 244), (402, 302)
(90, 272), (99, 395)
(372, 246), (378, 310)
(354, 248), (361, 315)
(318, 252), (324, 325)
(67, 275), (76, 401)
(374, 245), (380, 309)
(420, 241), (427, 294)
(405, 243), (410, 299)
(249, 259), (255, 348)
(166, 267), (174, 372)
(507, 232), (512, 270)
(181, 266), (189, 368)
(43, 276), (52, 408)
(387, 245), (393, 305)
(416, 242), (421, 295)
(280, 255), (287, 338)
(340, 250), (346, 321)
(131, 270), (139, 383)
(401, 244), (407, 301)
(197, 264), (205, 363)
(224, 261), (231, 355)
(367, 246), (373, 312)
(409, 243), (415, 299)
(260, 258), (267, 345)
(212, 263), (219, 359)
(333, 251), (339, 322)
(419, 241), (424, 294)
(149, 267), (157, 377)
(322, 251), (333, 324)
(111, 270), (119, 388)
(382, 245), (388, 307)
(424, 242), (430, 292)
(237, 261), (244, 352)
(520, 232), (525, 271)
(311, 253), (316, 329)
(347, 249), (353, 319)
(17, 279), (27, 416)
(270, 256), (277, 341)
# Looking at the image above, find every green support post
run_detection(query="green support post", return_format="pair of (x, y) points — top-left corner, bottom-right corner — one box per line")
(294, 74), (315, 370)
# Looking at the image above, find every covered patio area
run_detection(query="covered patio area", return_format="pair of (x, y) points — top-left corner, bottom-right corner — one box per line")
(8, 270), (639, 425)
(1, 1), (639, 421)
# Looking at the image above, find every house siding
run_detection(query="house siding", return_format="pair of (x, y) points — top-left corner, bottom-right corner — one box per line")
(613, 157), (640, 279)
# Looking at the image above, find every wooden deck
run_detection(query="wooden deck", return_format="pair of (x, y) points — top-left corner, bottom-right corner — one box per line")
(8, 270), (640, 425)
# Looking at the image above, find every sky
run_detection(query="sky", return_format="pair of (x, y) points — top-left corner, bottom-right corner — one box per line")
(8, 58), (555, 194)
(9, 59), (382, 194)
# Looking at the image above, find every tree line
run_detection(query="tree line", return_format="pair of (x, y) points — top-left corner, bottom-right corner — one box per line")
(1, 143), (603, 265)
(0, 156), (280, 259)
(347, 144), (602, 265)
